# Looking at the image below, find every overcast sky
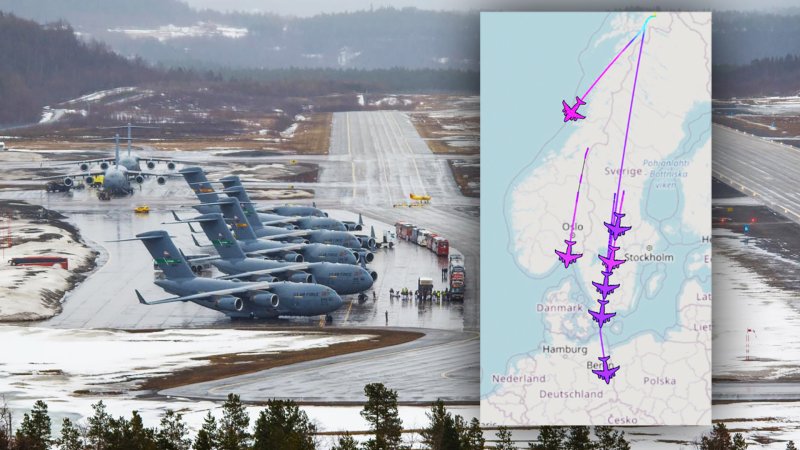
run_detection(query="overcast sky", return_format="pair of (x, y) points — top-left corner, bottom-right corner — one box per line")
(183, 0), (800, 16)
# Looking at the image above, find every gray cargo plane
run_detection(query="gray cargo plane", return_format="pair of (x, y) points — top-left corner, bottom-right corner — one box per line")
(218, 175), (363, 231)
(124, 230), (344, 320)
(41, 135), (167, 199)
(184, 213), (376, 297)
(173, 197), (366, 263)
(55, 123), (179, 172)
(179, 166), (328, 217)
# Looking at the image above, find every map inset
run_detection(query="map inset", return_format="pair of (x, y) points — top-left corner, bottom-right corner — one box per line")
(480, 12), (711, 426)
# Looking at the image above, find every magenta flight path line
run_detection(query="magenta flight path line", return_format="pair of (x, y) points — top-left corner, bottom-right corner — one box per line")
(580, 32), (640, 102)
(613, 22), (649, 214)
(553, 14), (655, 385)
(569, 147), (592, 239)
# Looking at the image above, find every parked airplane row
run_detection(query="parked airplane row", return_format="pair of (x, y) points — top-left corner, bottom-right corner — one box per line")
(121, 167), (382, 322)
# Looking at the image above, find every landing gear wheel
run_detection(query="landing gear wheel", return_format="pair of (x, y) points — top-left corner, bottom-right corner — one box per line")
(325, 314), (333, 324)
(358, 293), (368, 303)
(389, 242), (394, 249)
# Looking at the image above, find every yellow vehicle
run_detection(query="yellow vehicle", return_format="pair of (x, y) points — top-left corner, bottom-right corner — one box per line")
(409, 193), (432, 202)
(134, 205), (150, 214)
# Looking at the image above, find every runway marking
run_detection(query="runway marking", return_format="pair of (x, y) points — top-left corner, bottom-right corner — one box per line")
(387, 111), (426, 193)
(342, 298), (354, 324)
(346, 113), (356, 199)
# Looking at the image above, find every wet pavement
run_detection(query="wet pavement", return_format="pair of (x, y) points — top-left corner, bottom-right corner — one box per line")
(163, 328), (478, 405)
(0, 109), (480, 406)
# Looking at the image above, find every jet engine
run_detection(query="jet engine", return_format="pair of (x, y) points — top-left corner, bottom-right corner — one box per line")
(100, 162), (109, 170)
(214, 295), (243, 312)
(156, 176), (167, 185)
(63, 177), (74, 187)
(252, 293), (279, 309)
(357, 236), (376, 249)
(135, 175), (145, 184)
(84, 176), (95, 185)
(369, 270), (378, 281)
(283, 252), (303, 262)
(79, 163), (90, 171)
(356, 250), (375, 263)
(289, 272), (315, 283)
(167, 161), (176, 170)
(147, 161), (156, 169)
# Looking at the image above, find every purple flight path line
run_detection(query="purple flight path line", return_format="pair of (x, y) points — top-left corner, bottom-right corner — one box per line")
(580, 31), (640, 102)
(568, 147), (592, 239)
(613, 23), (648, 215)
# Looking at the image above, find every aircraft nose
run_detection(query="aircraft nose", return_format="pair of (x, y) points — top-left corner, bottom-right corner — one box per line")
(360, 267), (375, 289)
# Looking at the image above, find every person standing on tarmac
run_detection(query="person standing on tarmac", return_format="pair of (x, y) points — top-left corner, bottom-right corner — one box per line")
(385, 310), (389, 325)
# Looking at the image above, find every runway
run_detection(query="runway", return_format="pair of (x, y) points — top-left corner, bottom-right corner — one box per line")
(713, 124), (800, 224)
(162, 328), (478, 404)
(0, 109), (481, 404)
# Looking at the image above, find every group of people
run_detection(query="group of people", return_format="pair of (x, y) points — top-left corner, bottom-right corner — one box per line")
(388, 287), (452, 302)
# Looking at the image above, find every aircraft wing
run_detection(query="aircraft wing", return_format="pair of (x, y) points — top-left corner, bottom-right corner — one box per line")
(50, 158), (113, 166)
(245, 244), (306, 256)
(35, 171), (103, 181)
(260, 230), (311, 240)
(575, 111), (586, 119)
(260, 218), (299, 226)
(128, 170), (177, 177)
(216, 263), (312, 280)
(135, 281), (274, 305)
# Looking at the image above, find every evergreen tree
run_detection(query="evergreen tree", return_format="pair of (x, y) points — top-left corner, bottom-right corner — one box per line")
(528, 426), (566, 450)
(87, 401), (112, 450)
(459, 418), (484, 450)
(57, 418), (84, 450)
(565, 426), (593, 450)
(158, 410), (191, 450)
(494, 427), (514, 450)
(331, 433), (359, 450)
(594, 426), (630, 450)
(420, 400), (460, 450)
(126, 411), (157, 450)
(700, 423), (739, 450)
(361, 383), (404, 450)
(16, 400), (52, 450)
(732, 433), (748, 450)
(252, 399), (316, 450)
(219, 394), (251, 450)
(193, 412), (219, 450)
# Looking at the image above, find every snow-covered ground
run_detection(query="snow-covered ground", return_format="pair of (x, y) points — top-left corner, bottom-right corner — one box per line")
(713, 228), (800, 380)
(39, 107), (87, 124)
(0, 327), (374, 429)
(109, 22), (248, 41)
(0, 220), (94, 321)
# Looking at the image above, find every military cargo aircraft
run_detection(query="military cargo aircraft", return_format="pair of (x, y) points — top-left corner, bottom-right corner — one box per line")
(184, 212), (376, 298)
(121, 230), (344, 320)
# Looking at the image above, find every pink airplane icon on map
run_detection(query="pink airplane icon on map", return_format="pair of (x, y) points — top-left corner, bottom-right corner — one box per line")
(561, 96), (587, 122)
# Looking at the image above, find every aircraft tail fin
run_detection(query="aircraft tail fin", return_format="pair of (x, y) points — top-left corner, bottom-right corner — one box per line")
(216, 197), (259, 241)
(179, 167), (219, 206)
(136, 230), (195, 280)
(222, 185), (265, 231)
(194, 213), (248, 260)
(218, 174), (243, 190)
(358, 213), (364, 226)
(370, 225), (376, 239)
(114, 134), (120, 167)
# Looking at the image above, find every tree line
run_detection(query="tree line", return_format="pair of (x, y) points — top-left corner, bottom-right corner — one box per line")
(0, 381), (770, 450)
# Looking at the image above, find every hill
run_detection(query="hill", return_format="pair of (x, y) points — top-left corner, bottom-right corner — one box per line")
(0, 12), (160, 125)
